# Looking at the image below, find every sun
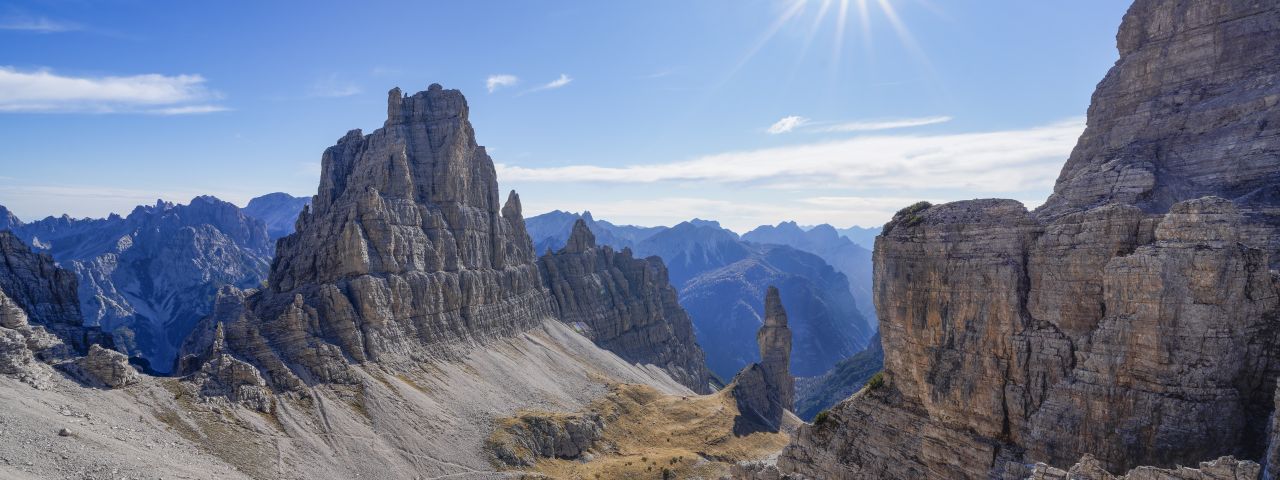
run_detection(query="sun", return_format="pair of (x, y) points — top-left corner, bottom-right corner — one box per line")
(730, 0), (931, 81)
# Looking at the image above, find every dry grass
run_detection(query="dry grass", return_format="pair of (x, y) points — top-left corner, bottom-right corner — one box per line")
(516, 384), (789, 479)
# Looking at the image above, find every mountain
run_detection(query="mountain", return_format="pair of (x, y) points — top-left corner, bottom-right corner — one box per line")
(168, 85), (707, 477)
(539, 219), (716, 392)
(3, 196), (272, 372)
(743, 221), (876, 328)
(777, 0), (1280, 477)
(680, 242), (871, 379)
(241, 192), (311, 239)
(526, 209), (665, 254)
(834, 225), (881, 250)
(633, 220), (751, 287)
(793, 332), (882, 421)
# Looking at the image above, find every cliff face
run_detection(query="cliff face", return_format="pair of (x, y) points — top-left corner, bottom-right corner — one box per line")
(184, 84), (555, 389)
(777, 0), (1280, 478)
(539, 219), (717, 393)
(7, 196), (272, 372)
(0, 231), (118, 387)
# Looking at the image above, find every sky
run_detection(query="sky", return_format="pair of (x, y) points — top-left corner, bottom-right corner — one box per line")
(0, 0), (1131, 233)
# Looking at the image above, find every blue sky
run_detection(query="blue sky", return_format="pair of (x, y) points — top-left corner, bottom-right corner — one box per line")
(0, 1), (1130, 232)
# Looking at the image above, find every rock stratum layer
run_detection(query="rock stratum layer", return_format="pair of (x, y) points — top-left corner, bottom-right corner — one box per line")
(539, 219), (716, 393)
(777, 0), (1280, 478)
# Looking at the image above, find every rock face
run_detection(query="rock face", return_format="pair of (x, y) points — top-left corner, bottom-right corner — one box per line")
(181, 84), (556, 391)
(539, 219), (716, 393)
(0, 231), (113, 387)
(777, 0), (1280, 478)
(5, 196), (272, 372)
(69, 344), (139, 388)
(486, 410), (604, 467)
(242, 192), (311, 240)
(727, 286), (795, 434)
(744, 221), (877, 329)
(1027, 455), (1261, 480)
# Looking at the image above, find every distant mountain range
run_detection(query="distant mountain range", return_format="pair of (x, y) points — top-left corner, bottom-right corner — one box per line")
(743, 222), (876, 328)
(241, 192), (311, 239)
(0, 193), (309, 372)
(526, 211), (876, 380)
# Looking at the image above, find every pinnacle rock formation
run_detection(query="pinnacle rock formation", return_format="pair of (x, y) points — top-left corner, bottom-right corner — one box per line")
(539, 219), (717, 393)
(776, 1), (1280, 478)
(182, 84), (554, 390)
(728, 286), (795, 433)
(757, 286), (793, 412)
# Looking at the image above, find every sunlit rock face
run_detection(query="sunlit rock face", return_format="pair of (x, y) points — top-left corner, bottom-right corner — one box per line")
(776, 0), (1280, 478)
(182, 84), (556, 389)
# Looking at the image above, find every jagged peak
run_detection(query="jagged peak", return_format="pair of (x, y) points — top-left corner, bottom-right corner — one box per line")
(763, 286), (787, 328)
(384, 84), (468, 128)
(564, 218), (597, 254)
(502, 190), (523, 220)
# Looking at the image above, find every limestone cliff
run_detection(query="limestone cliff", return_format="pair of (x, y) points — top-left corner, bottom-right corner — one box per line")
(539, 219), (717, 393)
(777, 0), (1280, 478)
(180, 84), (557, 390)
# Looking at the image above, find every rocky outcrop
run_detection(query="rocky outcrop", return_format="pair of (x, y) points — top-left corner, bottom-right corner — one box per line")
(181, 84), (556, 391)
(242, 192), (311, 240)
(1026, 455), (1260, 480)
(539, 219), (716, 393)
(728, 287), (795, 434)
(69, 344), (139, 388)
(0, 231), (113, 387)
(486, 410), (604, 467)
(6, 196), (272, 371)
(777, 0), (1280, 478)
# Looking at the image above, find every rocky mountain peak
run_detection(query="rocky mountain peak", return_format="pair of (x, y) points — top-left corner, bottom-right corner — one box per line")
(563, 218), (596, 254)
(273, 84), (533, 291)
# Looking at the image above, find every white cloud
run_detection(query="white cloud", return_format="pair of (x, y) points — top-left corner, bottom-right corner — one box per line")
(0, 15), (79, 33)
(0, 67), (225, 114)
(539, 73), (573, 90)
(498, 117), (1084, 193)
(815, 115), (953, 132)
(767, 115), (809, 134)
(522, 74), (574, 94)
(148, 105), (230, 115)
(486, 74), (518, 93)
(309, 74), (362, 98)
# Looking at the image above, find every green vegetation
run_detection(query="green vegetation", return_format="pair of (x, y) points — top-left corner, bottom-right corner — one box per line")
(813, 410), (831, 426)
(867, 371), (886, 390)
(893, 201), (932, 229)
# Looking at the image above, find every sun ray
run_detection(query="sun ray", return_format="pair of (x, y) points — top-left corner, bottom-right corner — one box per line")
(830, 0), (851, 77)
(718, 0), (809, 88)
